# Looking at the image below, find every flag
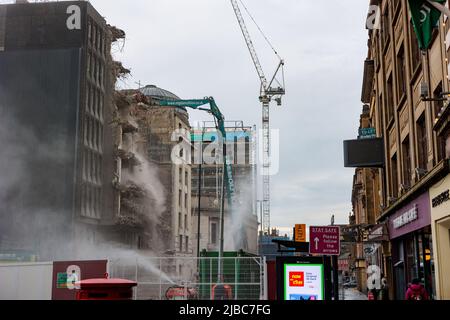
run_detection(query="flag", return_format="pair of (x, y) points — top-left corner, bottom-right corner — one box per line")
(408, 0), (446, 50)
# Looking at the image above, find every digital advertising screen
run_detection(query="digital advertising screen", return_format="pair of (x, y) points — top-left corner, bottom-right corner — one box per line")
(283, 263), (325, 301)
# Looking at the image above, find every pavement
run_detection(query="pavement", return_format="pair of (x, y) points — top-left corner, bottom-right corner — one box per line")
(341, 288), (368, 301)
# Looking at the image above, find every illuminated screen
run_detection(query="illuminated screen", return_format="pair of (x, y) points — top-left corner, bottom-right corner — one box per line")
(283, 264), (325, 301)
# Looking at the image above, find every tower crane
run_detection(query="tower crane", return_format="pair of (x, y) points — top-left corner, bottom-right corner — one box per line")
(230, 0), (286, 235)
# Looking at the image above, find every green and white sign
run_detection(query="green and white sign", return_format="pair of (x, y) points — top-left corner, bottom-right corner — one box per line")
(359, 128), (376, 139)
(56, 273), (68, 289)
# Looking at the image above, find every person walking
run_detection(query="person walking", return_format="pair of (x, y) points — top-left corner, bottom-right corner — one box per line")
(379, 275), (389, 300)
(405, 278), (429, 301)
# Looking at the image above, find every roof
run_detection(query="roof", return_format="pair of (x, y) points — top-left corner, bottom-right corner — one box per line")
(77, 278), (137, 288)
(139, 85), (180, 100)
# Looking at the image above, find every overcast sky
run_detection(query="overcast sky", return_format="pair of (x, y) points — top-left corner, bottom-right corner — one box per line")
(84, 0), (370, 235)
(0, 0), (369, 234)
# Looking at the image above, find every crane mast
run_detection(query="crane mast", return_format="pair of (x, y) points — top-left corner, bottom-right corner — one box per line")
(230, 0), (285, 236)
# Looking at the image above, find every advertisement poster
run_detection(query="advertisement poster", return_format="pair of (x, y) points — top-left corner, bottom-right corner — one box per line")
(284, 264), (324, 300)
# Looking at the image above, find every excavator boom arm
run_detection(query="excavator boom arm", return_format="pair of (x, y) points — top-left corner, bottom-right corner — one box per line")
(158, 98), (235, 206)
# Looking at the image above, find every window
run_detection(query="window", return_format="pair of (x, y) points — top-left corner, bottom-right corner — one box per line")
(391, 154), (399, 199)
(379, 93), (384, 129)
(417, 114), (428, 171)
(211, 222), (218, 245)
(179, 235), (183, 252)
(381, 8), (390, 48)
(387, 75), (394, 123)
(88, 21), (92, 44)
(184, 214), (188, 230)
(90, 86), (94, 114)
(179, 137), (184, 158)
(245, 136), (250, 164)
(87, 54), (91, 78)
(406, 236), (418, 283)
(91, 57), (95, 80)
(185, 171), (189, 187)
(97, 123), (102, 152)
(99, 64), (103, 87)
(185, 236), (189, 253)
(96, 61), (101, 85)
(410, 21), (421, 73)
(179, 190), (182, 207)
(433, 83), (444, 120)
(397, 45), (406, 100)
(402, 137), (411, 188)
(179, 167), (183, 184)
(178, 212), (182, 231)
(184, 193), (187, 209)
(433, 84), (446, 162)
(393, 0), (401, 15)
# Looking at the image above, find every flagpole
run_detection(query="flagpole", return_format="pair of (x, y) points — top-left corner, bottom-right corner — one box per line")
(426, 0), (450, 18)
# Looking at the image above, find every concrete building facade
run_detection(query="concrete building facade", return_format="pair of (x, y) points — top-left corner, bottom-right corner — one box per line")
(191, 122), (258, 257)
(0, 0), (121, 260)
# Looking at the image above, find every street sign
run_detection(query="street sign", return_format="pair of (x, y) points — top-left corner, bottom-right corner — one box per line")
(56, 273), (68, 289)
(294, 224), (306, 242)
(358, 127), (376, 139)
(309, 226), (340, 256)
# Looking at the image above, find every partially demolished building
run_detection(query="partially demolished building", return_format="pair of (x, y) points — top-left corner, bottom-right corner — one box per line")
(0, 1), (140, 259)
(113, 85), (194, 278)
(0, 2), (194, 281)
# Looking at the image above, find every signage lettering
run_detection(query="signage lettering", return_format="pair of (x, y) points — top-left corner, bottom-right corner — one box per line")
(309, 226), (340, 255)
(368, 226), (385, 241)
(295, 224), (306, 243)
(432, 190), (450, 208)
(393, 205), (418, 229)
(289, 272), (305, 287)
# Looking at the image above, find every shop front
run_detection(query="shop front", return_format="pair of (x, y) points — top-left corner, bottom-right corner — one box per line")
(429, 173), (450, 300)
(388, 191), (434, 300)
(364, 223), (391, 298)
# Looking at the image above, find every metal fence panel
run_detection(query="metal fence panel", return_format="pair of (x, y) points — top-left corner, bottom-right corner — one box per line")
(109, 257), (264, 300)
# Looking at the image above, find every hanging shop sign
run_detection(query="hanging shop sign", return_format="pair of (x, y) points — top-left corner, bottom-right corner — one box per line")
(366, 224), (389, 242)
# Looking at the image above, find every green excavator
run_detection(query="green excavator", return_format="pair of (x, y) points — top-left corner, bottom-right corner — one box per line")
(158, 97), (235, 206)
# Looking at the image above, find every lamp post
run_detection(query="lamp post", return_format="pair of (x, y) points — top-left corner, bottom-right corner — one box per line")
(196, 124), (205, 268)
(331, 214), (339, 301)
(218, 128), (227, 284)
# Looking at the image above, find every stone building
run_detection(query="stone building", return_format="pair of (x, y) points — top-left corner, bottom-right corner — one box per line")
(113, 85), (194, 279)
(350, 106), (383, 293)
(353, 0), (450, 299)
